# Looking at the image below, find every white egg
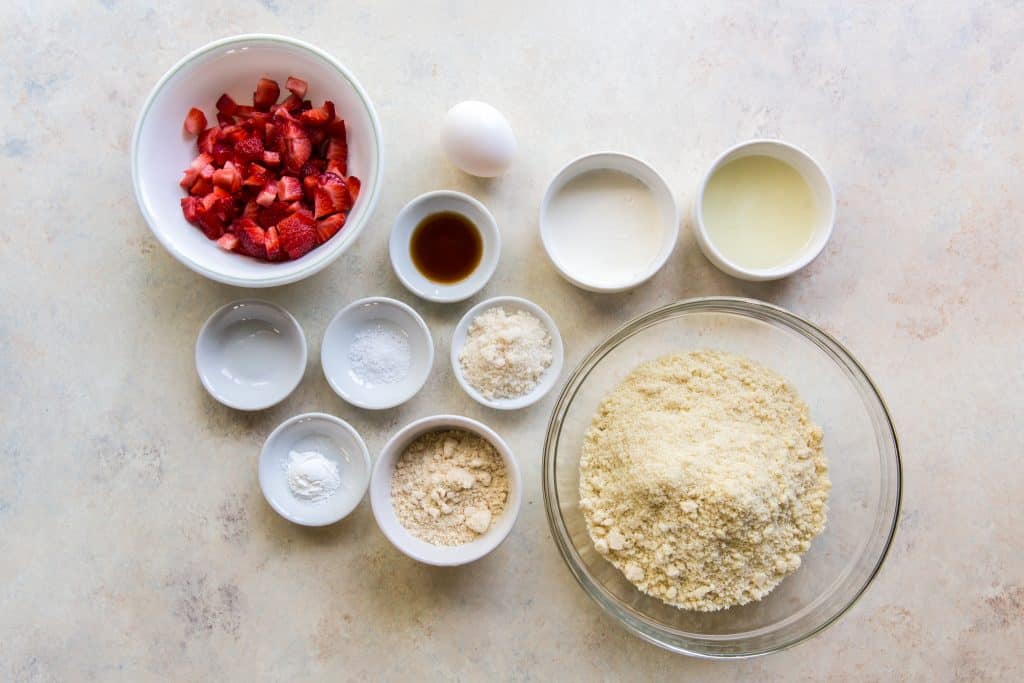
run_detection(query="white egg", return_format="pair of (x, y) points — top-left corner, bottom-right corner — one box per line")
(440, 101), (517, 178)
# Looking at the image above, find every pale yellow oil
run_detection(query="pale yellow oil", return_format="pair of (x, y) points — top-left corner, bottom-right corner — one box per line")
(701, 155), (818, 270)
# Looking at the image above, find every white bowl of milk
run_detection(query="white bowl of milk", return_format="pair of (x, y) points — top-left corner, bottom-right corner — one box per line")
(540, 152), (679, 293)
(693, 139), (835, 281)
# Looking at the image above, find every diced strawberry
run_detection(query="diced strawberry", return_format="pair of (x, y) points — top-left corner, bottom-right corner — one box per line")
(216, 93), (238, 116)
(243, 200), (260, 220)
(276, 212), (317, 259)
(253, 78), (281, 111)
(212, 162), (242, 192)
(264, 225), (282, 261)
(326, 159), (347, 178)
(199, 163), (215, 180)
(243, 163), (268, 187)
(196, 202), (226, 240)
(285, 76), (308, 99)
(288, 201), (306, 213)
(235, 134), (264, 160)
(223, 126), (247, 144)
(189, 177), (212, 196)
(256, 181), (278, 207)
(255, 201), (293, 229)
(184, 108), (207, 136)
(197, 126), (220, 154)
(299, 159), (325, 177)
(323, 101), (336, 122)
(216, 112), (235, 127)
(235, 104), (254, 118)
(346, 176), (361, 202)
(302, 175), (318, 202)
(216, 233), (240, 252)
(278, 175), (303, 202)
(180, 167), (199, 189)
(262, 150), (281, 167)
(280, 93), (304, 114)
(301, 99), (312, 111)
(315, 213), (346, 244)
(282, 121), (312, 172)
(233, 218), (267, 258)
(300, 107), (330, 127)
(314, 172), (353, 218)
(309, 127), (327, 148)
(190, 152), (214, 171)
(180, 196), (201, 223)
(211, 142), (234, 166)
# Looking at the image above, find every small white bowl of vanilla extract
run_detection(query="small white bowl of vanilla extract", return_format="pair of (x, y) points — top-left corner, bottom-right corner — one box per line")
(693, 139), (835, 281)
(389, 191), (501, 303)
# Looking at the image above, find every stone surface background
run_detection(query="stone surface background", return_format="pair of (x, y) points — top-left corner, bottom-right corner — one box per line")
(1, 1), (1022, 680)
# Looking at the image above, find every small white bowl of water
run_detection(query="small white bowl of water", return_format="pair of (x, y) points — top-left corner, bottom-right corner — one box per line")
(195, 299), (307, 410)
(693, 139), (835, 281)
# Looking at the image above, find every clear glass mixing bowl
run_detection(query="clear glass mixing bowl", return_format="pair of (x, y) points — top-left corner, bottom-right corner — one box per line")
(543, 297), (901, 658)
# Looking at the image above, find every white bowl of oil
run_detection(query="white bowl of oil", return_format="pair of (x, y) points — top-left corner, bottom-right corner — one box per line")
(693, 139), (835, 281)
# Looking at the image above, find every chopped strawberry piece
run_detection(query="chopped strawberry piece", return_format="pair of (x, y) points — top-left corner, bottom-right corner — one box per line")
(285, 76), (308, 99)
(253, 78), (280, 111)
(180, 196), (201, 223)
(346, 176), (361, 202)
(277, 175), (303, 202)
(256, 181), (278, 207)
(235, 104), (254, 118)
(189, 177), (212, 196)
(323, 101), (336, 122)
(313, 172), (353, 218)
(216, 233), (240, 252)
(184, 108), (207, 136)
(299, 159), (325, 177)
(212, 162), (242, 193)
(216, 112), (235, 127)
(301, 99), (313, 111)
(199, 163), (215, 180)
(216, 93), (238, 116)
(315, 213), (346, 244)
(326, 159), (347, 178)
(288, 201), (307, 214)
(262, 150), (280, 167)
(180, 167), (199, 189)
(281, 93), (304, 113)
(282, 121), (312, 172)
(243, 200), (260, 219)
(276, 212), (317, 259)
(190, 152), (214, 171)
(300, 107), (330, 127)
(211, 142), (234, 166)
(302, 175), (318, 202)
(197, 126), (220, 154)
(243, 163), (268, 187)
(255, 201), (293, 229)
(235, 134), (264, 161)
(264, 225), (282, 261)
(233, 218), (267, 258)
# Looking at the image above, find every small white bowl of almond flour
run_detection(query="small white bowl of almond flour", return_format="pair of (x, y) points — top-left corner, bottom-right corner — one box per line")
(451, 296), (564, 410)
(370, 414), (522, 566)
(321, 297), (434, 410)
(259, 413), (371, 526)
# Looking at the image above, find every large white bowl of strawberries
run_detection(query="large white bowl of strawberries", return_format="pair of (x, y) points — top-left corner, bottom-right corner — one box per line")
(132, 35), (382, 287)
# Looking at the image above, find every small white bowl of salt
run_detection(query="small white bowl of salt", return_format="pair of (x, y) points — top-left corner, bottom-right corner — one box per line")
(259, 413), (371, 526)
(321, 297), (435, 410)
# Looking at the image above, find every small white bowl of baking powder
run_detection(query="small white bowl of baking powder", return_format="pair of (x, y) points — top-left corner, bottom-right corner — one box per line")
(540, 152), (679, 292)
(321, 297), (434, 410)
(259, 413), (371, 526)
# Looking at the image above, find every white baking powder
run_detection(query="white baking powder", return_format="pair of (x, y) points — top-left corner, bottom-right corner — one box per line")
(286, 450), (342, 502)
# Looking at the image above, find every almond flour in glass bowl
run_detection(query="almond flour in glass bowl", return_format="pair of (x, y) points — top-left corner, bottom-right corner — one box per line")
(542, 297), (901, 659)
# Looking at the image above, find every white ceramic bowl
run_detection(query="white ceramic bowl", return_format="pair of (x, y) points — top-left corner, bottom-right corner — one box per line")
(195, 299), (307, 410)
(259, 413), (371, 526)
(131, 34), (383, 287)
(540, 152), (679, 292)
(389, 190), (500, 302)
(693, 139), (835, 281)
(369, 415), (522, 566)
(451, 296), (564, 410)
(321, 297), (434, 410)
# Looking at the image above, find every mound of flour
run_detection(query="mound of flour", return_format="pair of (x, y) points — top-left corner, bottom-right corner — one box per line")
(579, 350), (830, 611)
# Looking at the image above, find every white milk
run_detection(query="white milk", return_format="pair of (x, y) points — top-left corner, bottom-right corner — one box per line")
(545, 169), (664, 287)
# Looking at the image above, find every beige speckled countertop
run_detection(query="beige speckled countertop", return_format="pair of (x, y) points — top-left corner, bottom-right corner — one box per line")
(1, 2), (1022, 680)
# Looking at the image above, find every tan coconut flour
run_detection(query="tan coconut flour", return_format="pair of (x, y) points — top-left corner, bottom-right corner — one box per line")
(579, 350), (830, 611)
(458, 306), (552, 400)
(392, 429), (509, 546)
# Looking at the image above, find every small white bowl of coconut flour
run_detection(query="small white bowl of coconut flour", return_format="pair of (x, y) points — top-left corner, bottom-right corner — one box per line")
(321, 297), (434, 410)
(259, 413), (371, 526)
(451, 296), (564, 410)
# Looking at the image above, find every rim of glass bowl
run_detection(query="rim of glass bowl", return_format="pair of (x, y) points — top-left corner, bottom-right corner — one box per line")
(542, 296), (902, 659)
